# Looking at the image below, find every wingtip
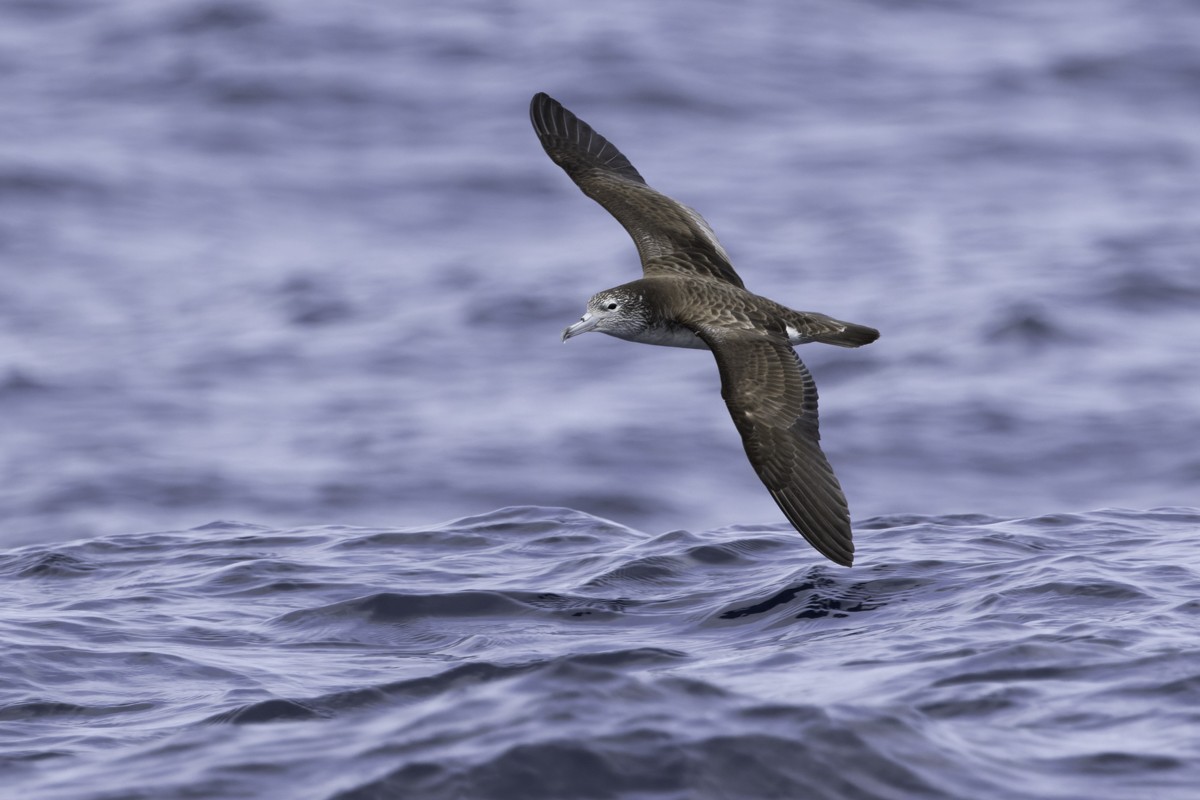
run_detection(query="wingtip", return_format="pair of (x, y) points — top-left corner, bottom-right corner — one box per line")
(812, 534), (854, 567)
(766, 486), (856, 567)
(529, 92), (567, 138)
(529, 92), (561, 122)
(529, 92), (549, 128)
(831, 550), (855, 568)
(799, 530), (854, 567)
(528, 93), (647, 186)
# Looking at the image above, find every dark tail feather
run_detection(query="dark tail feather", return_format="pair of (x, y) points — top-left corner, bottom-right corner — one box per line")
(821, 321), (880, 348)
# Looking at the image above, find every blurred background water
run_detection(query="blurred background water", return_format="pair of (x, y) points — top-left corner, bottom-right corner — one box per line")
(2, 0), (1199, 798)
(2, 0), (1197, 546)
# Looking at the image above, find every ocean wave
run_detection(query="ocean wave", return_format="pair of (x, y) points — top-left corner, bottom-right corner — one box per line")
(2, 506), (1199, 799)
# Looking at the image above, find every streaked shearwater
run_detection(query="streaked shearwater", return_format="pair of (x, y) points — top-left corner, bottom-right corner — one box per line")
(530, 93), (878, 566)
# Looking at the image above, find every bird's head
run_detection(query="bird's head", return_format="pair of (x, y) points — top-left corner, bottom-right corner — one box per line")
(562, 286), (650, 342)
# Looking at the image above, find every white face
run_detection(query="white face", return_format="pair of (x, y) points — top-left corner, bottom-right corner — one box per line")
(588, 294), (622, 315)
(562, 298), (612, 341)
(562, 292), (637, 341)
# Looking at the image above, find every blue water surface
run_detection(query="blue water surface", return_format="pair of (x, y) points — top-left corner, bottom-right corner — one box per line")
(4, 507), (1200, 799)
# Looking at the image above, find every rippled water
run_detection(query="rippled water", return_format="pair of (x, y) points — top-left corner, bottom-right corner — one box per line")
(3, 507), (1200, 799)
(3, 0), (1200, 796)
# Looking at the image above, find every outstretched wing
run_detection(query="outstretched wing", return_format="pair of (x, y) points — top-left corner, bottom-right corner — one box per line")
(698, 331), (855, 565)
(530, 92), (745, 289)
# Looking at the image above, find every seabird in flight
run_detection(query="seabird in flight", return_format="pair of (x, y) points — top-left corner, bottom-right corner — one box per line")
(530, 92), (878, 566)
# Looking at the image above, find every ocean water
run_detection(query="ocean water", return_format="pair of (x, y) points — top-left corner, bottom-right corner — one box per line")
(2, 0), (1199, 797)
(4, 507), (1200, 799)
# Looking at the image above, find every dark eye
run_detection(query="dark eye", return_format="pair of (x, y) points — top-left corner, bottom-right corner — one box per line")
(606, 302), (618, 310)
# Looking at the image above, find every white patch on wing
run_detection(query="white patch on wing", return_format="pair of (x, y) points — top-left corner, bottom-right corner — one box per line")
(785, 325), (805, 344)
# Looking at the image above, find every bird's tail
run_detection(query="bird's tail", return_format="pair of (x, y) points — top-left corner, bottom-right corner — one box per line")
(784, 309), (880, 348)
(820, 320), (879, 348)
